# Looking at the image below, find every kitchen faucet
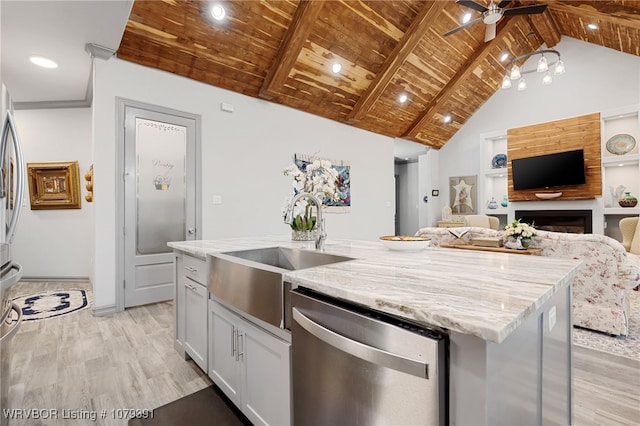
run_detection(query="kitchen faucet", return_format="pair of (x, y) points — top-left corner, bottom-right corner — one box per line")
(284, 192), (326, 250)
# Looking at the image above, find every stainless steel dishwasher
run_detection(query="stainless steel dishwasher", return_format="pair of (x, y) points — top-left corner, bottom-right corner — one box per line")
(291, 288), (448, 426)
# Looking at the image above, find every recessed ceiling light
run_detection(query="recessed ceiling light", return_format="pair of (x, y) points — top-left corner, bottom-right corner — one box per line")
(331, 63), (342, 74)
(29, 56), (58, 69)
(500, 52), (509, 62)
(443, 115), (452, 124)
(211, 4), (226, 21)
(587, 23), (598, 30)
(462, 13), (472, 24)
(398, 93), (408, 104)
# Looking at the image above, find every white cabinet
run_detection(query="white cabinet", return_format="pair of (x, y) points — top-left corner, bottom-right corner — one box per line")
(174, 252), (208, 372)
(183, 276), (207, 370)
(208, 298), (291, 426)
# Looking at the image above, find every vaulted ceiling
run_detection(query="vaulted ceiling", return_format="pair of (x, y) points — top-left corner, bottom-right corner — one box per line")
(117, 0), (640, 149)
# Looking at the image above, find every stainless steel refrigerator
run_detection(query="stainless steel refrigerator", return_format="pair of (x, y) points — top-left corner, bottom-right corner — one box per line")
(0, 83), (26, 421)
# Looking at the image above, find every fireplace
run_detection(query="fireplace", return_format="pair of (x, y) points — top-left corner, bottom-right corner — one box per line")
(515, 210), (592, 234)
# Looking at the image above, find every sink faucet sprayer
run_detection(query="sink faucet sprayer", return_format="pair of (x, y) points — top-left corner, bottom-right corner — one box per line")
(284, 192), (326, 251)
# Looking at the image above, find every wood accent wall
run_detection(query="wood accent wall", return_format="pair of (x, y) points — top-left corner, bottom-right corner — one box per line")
(507, 113), (602, 201)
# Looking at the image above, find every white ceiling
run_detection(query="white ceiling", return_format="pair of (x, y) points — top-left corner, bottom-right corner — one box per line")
(1, 0), (133, 107)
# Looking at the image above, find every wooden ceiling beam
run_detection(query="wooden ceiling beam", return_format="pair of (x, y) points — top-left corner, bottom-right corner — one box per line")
(403, 17), (522, 140)
(548, 1), (640, 31)
(346, 1), (446, 124)
(259, 0), (326, 100)
(527, 9), (561, 48)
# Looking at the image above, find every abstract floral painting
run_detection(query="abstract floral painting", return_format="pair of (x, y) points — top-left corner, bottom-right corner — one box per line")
(294, 153), (350, 212)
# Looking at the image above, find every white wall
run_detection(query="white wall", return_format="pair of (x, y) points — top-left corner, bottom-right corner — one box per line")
(395, 161), (419, 235)
(13, 108), (93, 278)
(92, 58), (395, 310)
(434, 37), (640, 228)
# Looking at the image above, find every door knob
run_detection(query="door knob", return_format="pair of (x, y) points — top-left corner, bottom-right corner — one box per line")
(187, 227), (196, 234)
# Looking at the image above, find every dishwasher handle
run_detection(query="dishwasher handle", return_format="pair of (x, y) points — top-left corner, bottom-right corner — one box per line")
(292, 307), (429, 379)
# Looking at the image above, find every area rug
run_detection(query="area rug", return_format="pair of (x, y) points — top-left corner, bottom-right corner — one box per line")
(13, 289), (89, 321)
(572, 289), (640, 361)
(128, 385), (251, 426)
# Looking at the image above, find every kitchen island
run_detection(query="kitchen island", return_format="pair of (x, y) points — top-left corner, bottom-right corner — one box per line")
(170, 236), (581, 425)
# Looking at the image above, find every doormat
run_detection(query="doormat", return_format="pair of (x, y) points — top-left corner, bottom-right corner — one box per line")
(13, 289), (89, 321)
(128, 385), (251, 426)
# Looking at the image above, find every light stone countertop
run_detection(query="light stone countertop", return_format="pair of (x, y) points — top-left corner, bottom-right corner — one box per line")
(168, 236), (581, 343)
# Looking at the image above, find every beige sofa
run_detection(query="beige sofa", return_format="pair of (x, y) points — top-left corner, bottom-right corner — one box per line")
(415, 226), (640, 336)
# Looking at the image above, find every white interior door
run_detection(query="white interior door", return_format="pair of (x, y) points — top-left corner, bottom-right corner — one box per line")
(123, 106), (197, 308)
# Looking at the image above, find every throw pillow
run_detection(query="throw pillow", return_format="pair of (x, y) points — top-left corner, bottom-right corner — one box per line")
(631, 218), (640, 255)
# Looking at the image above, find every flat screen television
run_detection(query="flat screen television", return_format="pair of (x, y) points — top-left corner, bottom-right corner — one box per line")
(511, 149), (586, 191)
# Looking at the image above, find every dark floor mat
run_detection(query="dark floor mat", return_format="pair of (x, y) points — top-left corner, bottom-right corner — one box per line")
(129, 385), (251, 426)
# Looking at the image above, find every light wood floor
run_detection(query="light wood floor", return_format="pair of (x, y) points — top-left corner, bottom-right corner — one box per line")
(2, 281), (212, 426)
(3, 281), (639, 425)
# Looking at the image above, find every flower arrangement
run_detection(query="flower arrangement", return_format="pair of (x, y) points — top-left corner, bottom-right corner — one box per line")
(504, 219), (537, 249)
(282, 158), (339, 231)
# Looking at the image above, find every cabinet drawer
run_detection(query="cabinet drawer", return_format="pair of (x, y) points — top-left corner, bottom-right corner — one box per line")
(182, 255), (207, 284)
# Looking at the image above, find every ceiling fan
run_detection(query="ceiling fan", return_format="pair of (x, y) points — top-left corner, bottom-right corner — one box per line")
(444, 0), (548, 42)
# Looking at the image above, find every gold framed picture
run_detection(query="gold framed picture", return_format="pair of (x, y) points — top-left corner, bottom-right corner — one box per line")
(27, 161), (81, 210)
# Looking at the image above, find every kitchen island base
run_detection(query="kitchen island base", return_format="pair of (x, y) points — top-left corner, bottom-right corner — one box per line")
(449, 284), (572, 425)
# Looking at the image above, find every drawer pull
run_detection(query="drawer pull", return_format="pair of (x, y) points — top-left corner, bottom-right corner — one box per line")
(184, 266), (198, 273)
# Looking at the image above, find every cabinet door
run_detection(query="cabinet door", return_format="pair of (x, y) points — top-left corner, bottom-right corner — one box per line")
(208, 300), (242, 407)
(241, 317), (291, 426)
(184, 277), (207, 371)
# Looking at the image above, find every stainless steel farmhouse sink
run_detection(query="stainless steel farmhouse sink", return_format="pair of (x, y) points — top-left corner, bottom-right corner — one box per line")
(208, 247), (352, 332)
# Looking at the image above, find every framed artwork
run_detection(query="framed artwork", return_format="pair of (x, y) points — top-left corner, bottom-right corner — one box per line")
(449, 175), (477, 214)
(27, 161), (81, 210)
(294, 153), (350, 212)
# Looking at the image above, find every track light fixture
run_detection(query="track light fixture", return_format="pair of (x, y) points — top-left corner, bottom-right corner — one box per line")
(501, 49), (565, 91)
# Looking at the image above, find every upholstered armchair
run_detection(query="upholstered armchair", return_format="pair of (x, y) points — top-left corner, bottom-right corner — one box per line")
(620, 216), (640, 256)
(463, 215), (500, 230)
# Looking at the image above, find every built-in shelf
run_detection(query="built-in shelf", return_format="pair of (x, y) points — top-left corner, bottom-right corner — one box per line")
(477, 106), (639, 236)
(602, 154), (639, 167)
(602, 106), (639, 211)
(604, 207), (640, 215)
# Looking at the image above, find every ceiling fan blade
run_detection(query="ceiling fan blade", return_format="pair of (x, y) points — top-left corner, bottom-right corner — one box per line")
(443, 17), (482, 37)
(456, 0), (488, 13)
(503, 4), (548, 16)
(484, 23), (496, 42)
(497, 0), (512, 7)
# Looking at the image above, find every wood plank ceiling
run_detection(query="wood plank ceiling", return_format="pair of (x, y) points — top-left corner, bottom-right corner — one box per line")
(117, 0), (640, 149)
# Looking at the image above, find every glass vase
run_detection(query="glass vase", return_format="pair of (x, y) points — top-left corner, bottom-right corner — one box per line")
(291, 229), (318, 241)
(520, 237), (531, 249)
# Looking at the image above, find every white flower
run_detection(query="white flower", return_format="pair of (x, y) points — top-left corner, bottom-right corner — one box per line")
(504, 219), (536, 240)
(283, 157), (340, 230)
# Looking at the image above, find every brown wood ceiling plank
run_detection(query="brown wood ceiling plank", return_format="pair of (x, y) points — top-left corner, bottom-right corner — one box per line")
(259, 0), (326, 100)
(549, 1), (640, 31)
(527, 9), (562, 48)
(346, 1), (446, 123)
(403, 17), (524, 140)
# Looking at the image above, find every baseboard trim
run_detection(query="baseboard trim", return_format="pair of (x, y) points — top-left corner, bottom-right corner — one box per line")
(93, 304), (117, 317)
(21, 276), (91, 283)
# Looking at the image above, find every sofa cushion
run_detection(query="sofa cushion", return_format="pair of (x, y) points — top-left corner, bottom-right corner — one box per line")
(465, 215), (491, 229)
(631, 218), (640, 255)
